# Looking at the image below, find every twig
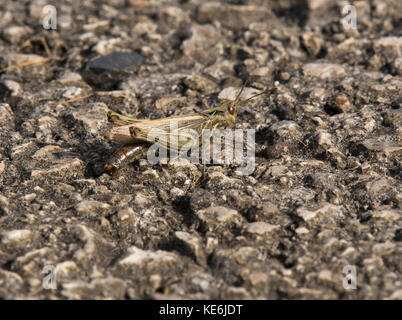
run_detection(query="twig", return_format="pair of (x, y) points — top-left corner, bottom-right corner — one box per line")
(50, 93), (94, 105)
(0, 37), (52, 74)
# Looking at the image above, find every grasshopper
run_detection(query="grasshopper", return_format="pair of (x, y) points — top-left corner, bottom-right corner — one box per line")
(104, 85), (265, 175)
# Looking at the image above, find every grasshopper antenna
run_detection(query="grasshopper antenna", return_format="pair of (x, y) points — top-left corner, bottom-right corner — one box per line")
(238, 87), (270, 110)
(234, 78), (248, 104)
(242, 89), (267, 103)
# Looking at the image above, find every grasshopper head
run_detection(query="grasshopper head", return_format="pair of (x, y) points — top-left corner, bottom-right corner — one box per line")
(222, 86), (266, 127)
(215, 84), (266, 127)
(222, 100), (237, 127)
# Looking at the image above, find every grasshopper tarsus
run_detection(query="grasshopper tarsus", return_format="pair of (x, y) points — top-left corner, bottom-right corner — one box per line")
(107, 111), (114, 123)
(104, 163), (118, 176)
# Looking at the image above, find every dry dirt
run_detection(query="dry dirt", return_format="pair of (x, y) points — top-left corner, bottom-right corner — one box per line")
(0, 0), (401, 299)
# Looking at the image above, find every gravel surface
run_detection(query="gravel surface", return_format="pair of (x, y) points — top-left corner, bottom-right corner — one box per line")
(0, 0), (401, 299)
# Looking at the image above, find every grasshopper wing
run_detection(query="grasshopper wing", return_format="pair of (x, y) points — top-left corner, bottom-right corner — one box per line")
(109, 112), (207, 145)
(129, 125), (200, 153)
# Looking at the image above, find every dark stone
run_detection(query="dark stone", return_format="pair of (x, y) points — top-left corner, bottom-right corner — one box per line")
(81, 52), (144, 90)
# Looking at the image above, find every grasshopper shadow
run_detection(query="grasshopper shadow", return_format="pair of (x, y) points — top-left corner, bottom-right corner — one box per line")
(61, 112), (115, 178)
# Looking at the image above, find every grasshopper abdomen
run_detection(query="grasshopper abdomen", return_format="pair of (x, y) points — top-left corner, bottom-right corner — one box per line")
(104, 143), (150, 176)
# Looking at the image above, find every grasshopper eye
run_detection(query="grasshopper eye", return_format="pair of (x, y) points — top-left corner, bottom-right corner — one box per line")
(227, 103), (235, 115)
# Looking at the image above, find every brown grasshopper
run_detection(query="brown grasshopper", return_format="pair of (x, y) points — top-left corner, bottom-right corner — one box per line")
(104, 85), (265, 175)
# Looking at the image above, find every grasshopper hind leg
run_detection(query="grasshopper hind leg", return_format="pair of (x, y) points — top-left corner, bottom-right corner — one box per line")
(104, 143), (149, 176)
